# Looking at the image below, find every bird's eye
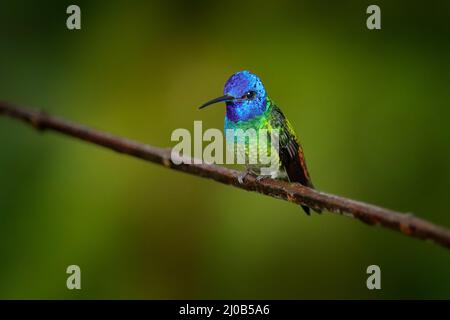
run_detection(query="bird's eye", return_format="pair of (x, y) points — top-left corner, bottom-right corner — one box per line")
(242, 91), (256, 100)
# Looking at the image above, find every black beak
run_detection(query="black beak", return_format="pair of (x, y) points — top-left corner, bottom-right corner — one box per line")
(199, 95), (234, 110)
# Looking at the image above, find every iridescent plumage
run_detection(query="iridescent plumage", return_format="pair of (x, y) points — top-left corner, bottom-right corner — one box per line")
(200, 71), (317, 214)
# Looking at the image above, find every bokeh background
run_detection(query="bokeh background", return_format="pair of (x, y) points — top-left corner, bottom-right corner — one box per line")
(1, 0), (449, 299)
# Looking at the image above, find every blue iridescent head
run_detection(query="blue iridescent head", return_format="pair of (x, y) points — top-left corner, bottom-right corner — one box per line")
(199, 71), (268, 122)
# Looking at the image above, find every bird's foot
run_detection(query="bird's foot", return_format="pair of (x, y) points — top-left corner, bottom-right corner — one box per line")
(238, 170), (273, 184)
(256, 175), (271, 182)
(237, 170), (250, 184)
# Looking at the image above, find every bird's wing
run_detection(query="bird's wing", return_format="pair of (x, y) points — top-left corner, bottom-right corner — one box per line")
(268, 103), (315, 214)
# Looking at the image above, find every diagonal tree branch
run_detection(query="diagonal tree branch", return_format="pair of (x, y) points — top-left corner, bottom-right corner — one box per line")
(1, 100), (450, 249)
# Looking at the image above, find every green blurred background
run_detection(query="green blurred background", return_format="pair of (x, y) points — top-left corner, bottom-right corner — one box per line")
(1, 0), (449, 299)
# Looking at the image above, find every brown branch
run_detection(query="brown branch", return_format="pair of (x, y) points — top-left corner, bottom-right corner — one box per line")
(1, 101), (450, 250)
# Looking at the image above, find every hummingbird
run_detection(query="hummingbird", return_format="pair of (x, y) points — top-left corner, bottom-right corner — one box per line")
(199, 70), (318, 214)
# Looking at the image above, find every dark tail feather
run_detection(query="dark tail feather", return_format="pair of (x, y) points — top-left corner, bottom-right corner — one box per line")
(301, 205), (311, 215)
(285, 155), (321, 215)
(301, 182), (322, 214)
